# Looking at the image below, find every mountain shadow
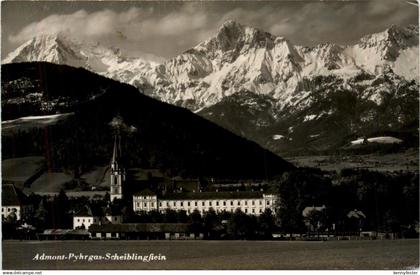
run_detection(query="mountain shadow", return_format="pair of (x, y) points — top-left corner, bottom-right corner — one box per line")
(2, 62), (295, 180)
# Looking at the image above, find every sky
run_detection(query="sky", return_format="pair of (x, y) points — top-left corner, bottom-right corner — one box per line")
(1, 0), (418, 61)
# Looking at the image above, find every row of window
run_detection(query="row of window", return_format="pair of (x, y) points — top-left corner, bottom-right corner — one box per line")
(1, 207), (17, 212)
(135, 200), (271, 208)
(156, 208), (265, 214)
(75, 217), (119, 223)
(138, 196), (155, 199)
(76, 218), (94, 223)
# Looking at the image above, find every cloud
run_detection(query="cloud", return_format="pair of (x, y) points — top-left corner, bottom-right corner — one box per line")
(9, 8), (147, 44)
(7, 4), (216, 58)
(8, 4), (213, 43)
(7, 1), (418, 59)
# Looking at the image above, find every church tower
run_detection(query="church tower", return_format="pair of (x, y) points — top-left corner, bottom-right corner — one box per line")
(110, 133), (125, 201)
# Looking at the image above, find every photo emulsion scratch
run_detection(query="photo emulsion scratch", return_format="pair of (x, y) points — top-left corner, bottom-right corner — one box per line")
(1, 0), (419, 271)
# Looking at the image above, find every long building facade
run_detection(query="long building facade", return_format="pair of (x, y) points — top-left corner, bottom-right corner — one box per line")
(133, 189), (277, 215)
(108, 133), (278, 216)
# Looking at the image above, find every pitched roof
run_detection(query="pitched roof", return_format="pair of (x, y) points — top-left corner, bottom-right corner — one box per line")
(133, 189), (156, 196)
(130, 169), (166, 180)
(74, 206), (93, 217)
(302, 205), (326, 217)
(1, 184), (28, 206)
(104, 206), (121, 216)
(111, 133), (122, 164)
(160, 191), (265, 200)
(347, 209), (366, 219)
(88, 223), (192, 233)
(74, 205), (122, 217)
(40, 229), (90, 236)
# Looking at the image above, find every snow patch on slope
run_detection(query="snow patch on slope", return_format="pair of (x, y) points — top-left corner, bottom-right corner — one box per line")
(2, 113), (74, 130)
(351, 136), (403, 145)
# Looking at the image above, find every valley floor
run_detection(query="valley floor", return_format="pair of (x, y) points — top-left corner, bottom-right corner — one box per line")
(285, 150), (419, 172)
(2, 239), (419, 270)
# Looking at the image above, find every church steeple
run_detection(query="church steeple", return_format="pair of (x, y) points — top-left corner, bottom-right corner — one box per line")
(110, 133), (125, 201)
(111, 134), (121, 170)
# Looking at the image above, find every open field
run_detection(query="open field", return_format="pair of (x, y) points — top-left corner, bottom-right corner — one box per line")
(2, 156), (45, 189)
(285, 150), (419, 172)
(2, 156), (110, 195)
(2, 239), (418, 270)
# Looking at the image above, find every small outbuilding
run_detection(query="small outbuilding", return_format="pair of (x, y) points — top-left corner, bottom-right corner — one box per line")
(89, 223), (204, 240)
(1, 184), (33, 221)
(37, 229), (90, 240)
(73, 205), (123, 229)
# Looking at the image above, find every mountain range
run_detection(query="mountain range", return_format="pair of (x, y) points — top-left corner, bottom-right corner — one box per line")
(3, 21), (419, 155)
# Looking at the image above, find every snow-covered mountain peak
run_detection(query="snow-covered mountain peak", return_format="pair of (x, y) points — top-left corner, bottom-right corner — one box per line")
(26, 32), (73, 46)
(197, 21), (277, 56)
(151, 22), (418, 110)
(358, 25), (419, 61)
(217, 20), (245, 37)
(342, 25), (419, 80)
(2, 32), (159, 93)
(3, 32), (87, 67)
(27, 33), (65, 45)
(3, 22), (418, 112)
(386, 24), (419, 45)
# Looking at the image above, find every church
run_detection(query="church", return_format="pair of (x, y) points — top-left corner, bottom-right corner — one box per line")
(109, 133), (278, 216)
(110, 133), (125, 201)
(70, 132), (278, 239)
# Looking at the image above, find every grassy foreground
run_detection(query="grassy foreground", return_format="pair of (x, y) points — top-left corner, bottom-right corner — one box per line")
(2, 239), (419, 270)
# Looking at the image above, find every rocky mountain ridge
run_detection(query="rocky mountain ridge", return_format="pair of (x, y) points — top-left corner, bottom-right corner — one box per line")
(3, 21), (418, 155)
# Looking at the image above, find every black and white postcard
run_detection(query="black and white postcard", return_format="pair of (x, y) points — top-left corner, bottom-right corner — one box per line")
(1, 0), (419, 271)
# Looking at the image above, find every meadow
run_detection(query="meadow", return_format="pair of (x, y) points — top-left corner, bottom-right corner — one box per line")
(285, 150), (419, 172)
(2, 239), (418, 270)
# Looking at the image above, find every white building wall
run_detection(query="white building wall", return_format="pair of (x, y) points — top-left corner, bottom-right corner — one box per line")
(132, 194), (278, 216)
(73, 215), (122, 229)
(73, 216), (100, 229)
(110, 172), (123, 201)
(104, 215), (122, 224)
(2, 205), (21, 220)
(133, 195), (158, 212)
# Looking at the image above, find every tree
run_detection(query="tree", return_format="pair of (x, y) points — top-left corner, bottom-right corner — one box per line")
(274, 172), (306, 238)
(54, 189), (71, 228)
(176, 210), (188, 223)
(6, 212), (17, 224)
(402, 173), (419, 228)
(190, 209), (202, 223)
(163, 209), (177, 223)
(227, 209), (257, 239)
(304, 208), (327, 237)
(103, 192), (110, 203)
(258, 208), (275, 239)
(34, 199), (49, 229)
(189, 209), (203, 238)
(149, 210), (163, 223)
(203, 208), (220, 239)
